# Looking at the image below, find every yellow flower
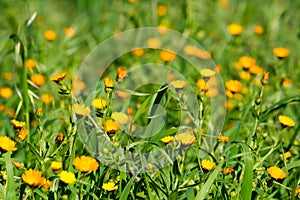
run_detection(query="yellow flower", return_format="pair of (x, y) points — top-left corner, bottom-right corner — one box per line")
(160, 50), (176, 62)
(157, 5), (167, 16)
(117, 67), (128, 81)
(30, 74), (46, 86)
(218, 0), (230, 8)
(64, 27), (75, 37)
(51, 161), (63, 171)
(50, 72), (67, 83)
(17, 128), (29, 141)
(194, 49), (211, 60)
(218, 135), (229, 142)
(200, 69), (216, 82)
(205, 88), (219, 98)
(41, 94), (54, 104)
(273, 47), (290, 59)
(249, 65), (263, 75)
(0, 87), (13, 98)
(11, 119), (26, 130)
(278, 115), (295, 127)
(160, 136), (174, 143)
(0, 171), (7, 180)
(92, 98), (107, 110)
(175, 132), (196, 146)
(254, 26), (264, 35)
(225, 80), (242, 93)
(103, 119), (120, 134)
(239, 71), (251, 80)
(72, 104), (91, 116)
(238, 56), (256, 70)
(147, 38), (161, 49)
(132, 47), (144, 56)
(170, 80), (187, 90)
(296, 187), (300, 195)
(267, 166), (286, 180)
(104, 78), (114, 88)
(73, 155), (99, 172)
(283, 151), (292, 159)
(2, 72), (13, 80)
(25, 59), (36, 70)
(12, 161), (24, 170)
(59, 171), (76, 184)
(196, 79), (208, 91)
(282, 78), (292, 87)
(227, 24), (243, 36)
(102, 182), (118, 191)
(41, 177), (52, 189)
(0, 136), (17, 152)
(44, 30), (57, 41)
(201, 160), (216, 171)
(22, 169), (43, 187)
(111, 112), (129, 124)
(157, 24), (168, 34)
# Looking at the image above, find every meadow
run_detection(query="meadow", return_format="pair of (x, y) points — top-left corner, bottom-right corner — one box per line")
(0, 0), (299, 199)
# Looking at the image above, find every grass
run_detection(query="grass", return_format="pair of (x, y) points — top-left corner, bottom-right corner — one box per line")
(0, 0), (299, 199)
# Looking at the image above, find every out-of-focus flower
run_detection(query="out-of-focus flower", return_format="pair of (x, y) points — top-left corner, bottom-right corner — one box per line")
(132, 47), (144, 56)
(200, 69), (216, 82)
(170, 80), (187, 90)
(11, 119), (26, 130)
(238, 56), (256, 70)
(92, 98), (107, 110)
(254, 26), (264, 34)
(73, 155), (99, 172)
(117, 67), (128, 81)
(223, 167), (235, 174)
(104, 78), (114, 88)
(157, 5), (167, 16)
(111, 112), (129, 124)
(0, 87), (13, 98)
(17, 128), (29, 141)
(225, 80), (242, 93)
(267, 166), (286, 180)
(41, 177), (52, 189)
(160, 50), (176, 62)
(273, 47), (290, 59)
(12, 161), (24, 170)
(56, 132), (64, 142)
(227, 24), (243, 36)
(147, 38), (161, 49)
(72, 104), (91, 116)
(283, 151), (292, 159)
(175, 132), (196, 146)
(44, 30), (57, 41)
(30, 74), (46, 86)
(25, 59), (36, 70)
(282, 78), (292, 87)
(64, 27), (75, 37)
(50, 72), (67, 84)
(218, 135), (229, 142)
(41, 94), (54, 104)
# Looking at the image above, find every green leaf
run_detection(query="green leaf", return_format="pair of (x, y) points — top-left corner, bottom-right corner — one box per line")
(28, 143), (43, 162)
(119, 170), (140, 200)
(195, 161), (223, 200)
(185, 188), (195, 200)
(240, 143), (253, 200)
(4, 152), (17, 200)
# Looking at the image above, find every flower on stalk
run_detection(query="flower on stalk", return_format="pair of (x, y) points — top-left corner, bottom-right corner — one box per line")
(225, 80), (242, 93)
(160, 50), (176, 62)
(44, 30), (57, 41)
(238, 56), (256, 70)
(41, 177), (52, 189)
(117, 67), (128, 82)
(0, 136), (17, 152)
(227, 23), (243, 36)
(273, 47), (290, 59)
(12, 161), (24, 170)
(102, 182), (118, 191)
(175, 132), (196, 146)
(160, 136), (174, 144)
(41, 94), (54, 104)
(283, 151), (292, 159)
(30, 74), (46, 86)
(73, 155), (99, 172)
(282, 78), (292, 87)
(170, 80), (187, 90)
(72, 104), (91, 116)
(50, 72), (67, 84)
(218, 135), (229, 142)
(25, 59), (36, 70)
(64, 27), (75, 37)
(56, 132), (64, 142)
(111, 112), (129, 124)
(254, 26), (264, 35)
(249, 65), (263, 75)
(0, 87), (13, 98)
(267, 166), (286, 180)
(223, 167), (234, 175)
(59, 171), (76, 184)
(201, 160), (216, 171)
(278, 115), (295, 127)
(51, 161), (63, 171)
(22, 169), (43, 187)
(92, 98), (107, 110)
(17, 128), (29, 141)
(200, 68), (216, 82)
(131, 47), (144, 56)
(104, 78), (114, 89)
(11, 119), (26, 130)
(103, 119), (120, 134)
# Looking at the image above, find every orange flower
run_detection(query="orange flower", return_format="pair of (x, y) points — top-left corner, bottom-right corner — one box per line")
(111, 112), (129, 124)
(196, 79), (208, 91)
(227, 24), (243, 36)
(225, 80), (242, 93)
(0, 87), (13, 98)
(157, 24), (168, 34)
(238, 56), (256, 69)
(64, 27), (75, 37)
(25, 59), (36, 69)
(223, 167), (234, 174)
(44, 30), (57, 41)
(56, 132), (64, 142)
(249, 65), (263, 75)
(184, 45), (198, 56)
(0, 136), (17, 152)
(132, 47), (144, 56)
(201, 160), (216, 171)
(12, 161), (24, 170)
(17, 128), (29, 141)
(50, 72), (67, 83)
(267, 166), (286, 180)
(104, 78), (114, 88)
(117, 67), (128, 81)
(254, 26), (264, 35)
(194, 49), (211, 60)
(218, 0), (230, 8)
(205, 88), (219, 98)
(41, 177), (52, 189)
(218, 135), (229, 142)
(11, 119), (26, 130)
(147, 38), (161, 49)
(273, 47), (290, 59)
(72, 104), (91, 116)
(282, 78), (292, 87)
(41, 94), (54, 104)
(283, 151), (292, 159)
(30, 74), (46, 86)
(103, 119), (120, 134)
(239, 71), (251, 80)
(22, 169), (43, 187)
(73, 155), (99, 172)
(296, 187), (300, 195)
(200, 69), (216, 82)
(263, 71), (269, 83)
(160, 50), (176, 62)
(157, 5), (167, 16)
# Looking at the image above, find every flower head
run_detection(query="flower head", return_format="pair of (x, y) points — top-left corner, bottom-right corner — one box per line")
(103, 120), (120, 134)
(51, 161), (63, 171)
(44, 30), (57, 41)
(11, 119), (26, 130)
(64, 28), (75, 37)
(157, 5), (167, 16)
(175, 132), (196, 146)
(12, 161), (24, 170)
(201, 160), (216, 171)
(147, 38), (161, 49)
(41, 177), (52, 189)
(238, 56), (256, 69)
(50, 72), (67, 84)
(59, 171), (76, 184)
(273, 47), (290, 59)
(132, 47), (144, 56)
(254, 26), (264, 35)
(218, 135), (229, 142)
(22, 169), (43, 187)
(102, 182), (118, 191)
(72, 104), (91, 116)
(283, 151), (292, 159)
(41, 94), (54, 104)
(267, 166), (286, 180)
(73, 155), (99, 172)
(0, 87), (13, 98)
(25, 59), (36, 70)
(227, 24), (243, 36)
(225, 80), (242, 93)
(160, 50), (176, 62)
(30, 74), (46, 86)
(117, 67), (128, 81)
(160, 136), (174, 143)
(0, 136), (17, 152)
(170, 80), (187, 90)
(111, 112), (129, 124)
(279, 115), (295, 127)
(200, 69), (216, 82)
(224, 167), (234, 175)
(56, 132), (64, 142)
(17, 128), (29, 141)
(92, 98), (107, 110)
(104, 78), (114, 88)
